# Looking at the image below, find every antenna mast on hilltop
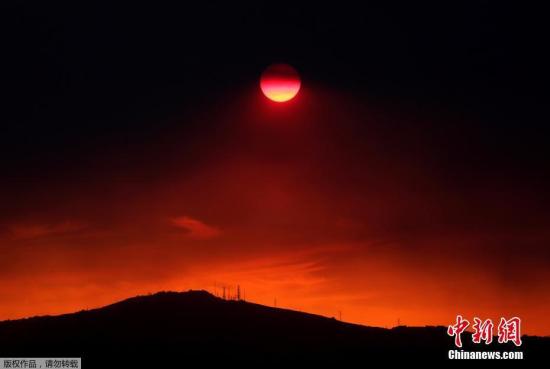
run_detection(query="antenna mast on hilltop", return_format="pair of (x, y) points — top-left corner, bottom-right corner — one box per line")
(218, 284), (245, 301)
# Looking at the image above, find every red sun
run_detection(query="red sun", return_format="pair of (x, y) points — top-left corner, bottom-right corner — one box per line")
(260, 63), (301, 102)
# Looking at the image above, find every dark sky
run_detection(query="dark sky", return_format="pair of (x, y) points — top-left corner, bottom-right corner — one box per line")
(3, 3), (549, 178)
(1, 3), (549, 334)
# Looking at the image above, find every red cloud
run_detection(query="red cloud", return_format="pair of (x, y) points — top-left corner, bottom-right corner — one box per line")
(170, 216), (221, 240)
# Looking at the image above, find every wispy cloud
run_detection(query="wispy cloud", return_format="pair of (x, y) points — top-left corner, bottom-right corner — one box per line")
(9, 221), (86, 240)
(170, 216), (221, 240)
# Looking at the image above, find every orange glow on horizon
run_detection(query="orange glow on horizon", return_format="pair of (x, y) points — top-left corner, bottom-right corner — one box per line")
(1, 246), (548, 336)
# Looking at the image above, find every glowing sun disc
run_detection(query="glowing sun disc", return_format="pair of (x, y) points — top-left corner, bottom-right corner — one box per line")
(260, 63), (301, 102)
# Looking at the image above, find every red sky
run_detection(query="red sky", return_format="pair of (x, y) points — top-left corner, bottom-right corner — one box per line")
(1, 86), (549, 336)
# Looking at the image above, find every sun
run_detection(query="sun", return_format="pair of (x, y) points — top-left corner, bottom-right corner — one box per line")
(260, 63), (301, 102)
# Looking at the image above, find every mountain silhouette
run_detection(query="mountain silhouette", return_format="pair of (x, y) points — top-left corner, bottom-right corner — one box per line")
(0, 290), (547, 365)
